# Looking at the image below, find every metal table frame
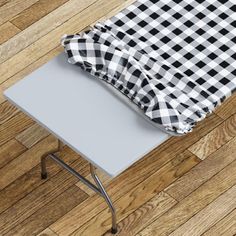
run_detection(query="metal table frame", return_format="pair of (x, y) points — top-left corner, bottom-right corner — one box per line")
(40, 139), (118, 234)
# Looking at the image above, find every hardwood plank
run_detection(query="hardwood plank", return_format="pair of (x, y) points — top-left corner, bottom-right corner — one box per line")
(0, 69), (221, 235)
(0, 138), (26, 169)
(0, 150), (89, 234)
(103, 192), (177, 236)
(51, 150), (199, 236)
(11, 0), (69, 30)
(137, 152), (236, 236)
(0, 111), (34, 146)
(16, 123), (50, 148)
(215, 93), (236, 120)
(0, 1), (236, 236)
(37, 228), (58, 236)
(75, 168), (111, 196)
(165, 137), (236, 201)
(169, 185), (236, 236)
(0, 101), (19, 124)
(94, 0), (136, 24)
(0, 0), (96, 65)
(0, 0), (10, 8)
(0, 0), (38, 25)
(0, 0), (129, 84)
(0, 145), (82, 214)
(0, 46), (62, 105)
(0, 21), (20, 44)
(203, 208), (236, 236)
(0, 1), (235, 235)
(49, 115), (221, 236)
(4, 185), (88, 236)
(0, 67), (224, 215)
(188, 114), (236, 160)
(0, 1), (135, 103)
(0, 135), (57, 190)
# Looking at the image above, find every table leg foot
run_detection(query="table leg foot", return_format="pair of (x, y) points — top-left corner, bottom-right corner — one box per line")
(39, 139), (117, 232)
(111, 227), (118, 234)
(41, 172), (48, 179)
(40, 139), (63, 180)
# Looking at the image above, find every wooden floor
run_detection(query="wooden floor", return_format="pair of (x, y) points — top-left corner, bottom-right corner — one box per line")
(0, 0), (236, 235)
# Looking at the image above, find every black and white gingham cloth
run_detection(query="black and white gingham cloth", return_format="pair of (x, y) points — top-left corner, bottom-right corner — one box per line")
(62, 0), (236, 135)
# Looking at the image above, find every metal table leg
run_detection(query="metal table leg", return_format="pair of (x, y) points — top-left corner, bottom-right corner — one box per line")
(90, 164), (117, 234)
(41, 139), (64, 179)
(40, 140), (118, 234)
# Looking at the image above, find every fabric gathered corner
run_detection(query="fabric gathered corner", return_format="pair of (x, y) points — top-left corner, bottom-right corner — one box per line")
(60, 0), (236, 136)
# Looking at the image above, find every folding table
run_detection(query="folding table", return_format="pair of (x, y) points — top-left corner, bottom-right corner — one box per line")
(4, 0), (236, 233)
(4, 53), (170, 233)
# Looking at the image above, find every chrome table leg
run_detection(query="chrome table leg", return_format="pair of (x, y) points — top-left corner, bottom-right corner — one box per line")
(40, 139), (63, 179)
(90, 164), (117, 234)
(40, 140), (117, 234)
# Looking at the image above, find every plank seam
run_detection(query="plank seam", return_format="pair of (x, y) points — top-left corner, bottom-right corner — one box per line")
(170, 184), (236, 236)
(0, 0), (98, 65)
(135, 157), (236, 236)
(188, 114), (236, 160)
(200, 205), (236, 236)
(0, 158), (89, 234)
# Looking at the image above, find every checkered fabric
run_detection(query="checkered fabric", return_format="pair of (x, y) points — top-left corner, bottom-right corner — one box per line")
(61, 0), (236, 135)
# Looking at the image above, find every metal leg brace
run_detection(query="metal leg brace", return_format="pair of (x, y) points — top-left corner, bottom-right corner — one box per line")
(40, 140), (118, 234)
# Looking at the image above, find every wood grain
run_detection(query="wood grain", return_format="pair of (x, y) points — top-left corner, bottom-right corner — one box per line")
(188, 113), (236, 159)
(0, 0), (96, 64)
(103, 192), (177, 236)
(0, 22), (20, 44)
(44, 117), (221, 233)
(95, 0), (136, 24)
(215, 93), (236, 120)
(165, 137), (236, 201)
(11, 0), (69, 30)
(137, 149), (236, 236)
(16, 123), (50, 148)
(4, 186), (88, 236)
(37, 228), (58, 236)
(0, 101), (19, 124)
(0, 0), (128, 84)
(0, 1), (236, 235)
(0, 138), (26, 169)
(0, 135), (57, 190)
(169, 185), (236, 236)
(0, 111), (34, 146)
(0, 0), (38, 25)
(0, 151), (89, 234)
(0, 0), (10, 8)
(0, 46), (62, 105)
(203, 208), (236, 236)
(47, 116), (221, 235)
(51, 150), (199, 236)
(0, 145), (82, 214)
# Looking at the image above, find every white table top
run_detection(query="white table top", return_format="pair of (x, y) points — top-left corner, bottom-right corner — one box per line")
(4, 53), (169, 177)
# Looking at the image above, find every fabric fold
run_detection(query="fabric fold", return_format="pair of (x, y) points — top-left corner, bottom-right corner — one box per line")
(62, 30), (206, 134)
(61, 0), (236, 135)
